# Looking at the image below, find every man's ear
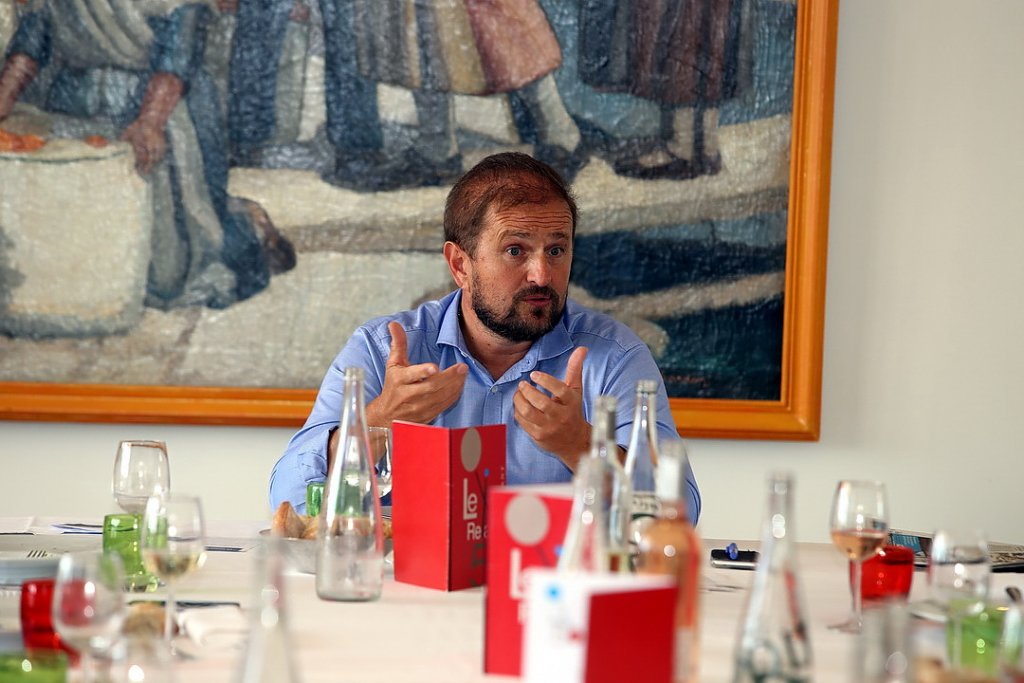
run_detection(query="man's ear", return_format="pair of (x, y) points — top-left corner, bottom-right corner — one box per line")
(443, 241), (470, 288)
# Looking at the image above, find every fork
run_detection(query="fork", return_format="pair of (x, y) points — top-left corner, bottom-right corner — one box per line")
(25, 549), (48, 559)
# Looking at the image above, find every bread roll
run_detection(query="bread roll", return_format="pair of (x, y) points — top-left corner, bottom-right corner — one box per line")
(271, 501), (306, 538)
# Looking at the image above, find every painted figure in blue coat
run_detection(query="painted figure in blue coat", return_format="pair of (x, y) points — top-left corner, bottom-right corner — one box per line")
(224, 0), (423, 190)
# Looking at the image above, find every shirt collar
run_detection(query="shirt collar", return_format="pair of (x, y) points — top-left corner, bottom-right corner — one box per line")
(436, 290), (575, 369)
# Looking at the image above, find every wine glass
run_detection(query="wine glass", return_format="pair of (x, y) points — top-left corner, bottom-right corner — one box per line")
(140, 493), (207, 647)
(113, 440), (170, 514)
(51, 551), (126, 682)
(829, 480), (889, 633)
(369, 426), (392, 499)
(928, 529), (991, 670)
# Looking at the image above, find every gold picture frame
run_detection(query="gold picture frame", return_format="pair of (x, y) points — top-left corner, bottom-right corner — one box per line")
(0, 0), (838, 440)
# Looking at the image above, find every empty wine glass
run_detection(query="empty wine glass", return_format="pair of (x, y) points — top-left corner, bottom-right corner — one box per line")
(140, 493), (207, 648)
(52, 551), (126, 682)
(113, 440), (170, 514)
(929, 529), (991, 670)
(829, 480), (889, 633)
(369, 426), (392, 499)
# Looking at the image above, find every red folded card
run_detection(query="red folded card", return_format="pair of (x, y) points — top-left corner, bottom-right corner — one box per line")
(484, 484), (574, 676)
(391, 421), (506, 591)
(522, 569), (677, 683)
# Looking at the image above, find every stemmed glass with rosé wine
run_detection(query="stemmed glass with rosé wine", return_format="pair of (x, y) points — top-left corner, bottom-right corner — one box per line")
(829, 480), (889, 633)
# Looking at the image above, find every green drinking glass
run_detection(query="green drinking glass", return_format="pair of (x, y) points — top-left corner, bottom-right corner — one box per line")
(0, 651), (68, 682)
(306, 481), (325, 517)
(103, 513), (159, 592)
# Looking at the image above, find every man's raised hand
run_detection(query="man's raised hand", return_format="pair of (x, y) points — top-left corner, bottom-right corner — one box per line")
(512, 346), (590, 471)
(365, 322), (467, 427)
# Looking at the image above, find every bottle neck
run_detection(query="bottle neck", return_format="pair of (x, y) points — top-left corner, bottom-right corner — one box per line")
(625, 389), (658, 477)
(631, 390), (657, 438)
(654, 440), (690, 511)
(559, 458), (609, 572)
(340, 375), (366, 434)
(761, 475), (794, 548)
(589, 397), (617, 459)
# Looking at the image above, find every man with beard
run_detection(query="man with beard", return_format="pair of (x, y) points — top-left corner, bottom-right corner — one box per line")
(270, 152), (700, 522)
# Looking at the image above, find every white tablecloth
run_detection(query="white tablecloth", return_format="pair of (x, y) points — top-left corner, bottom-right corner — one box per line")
(2, 524), (1018, 682)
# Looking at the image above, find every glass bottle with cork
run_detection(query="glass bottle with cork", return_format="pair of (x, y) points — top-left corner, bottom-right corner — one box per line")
(591, 395), (632, 572)
(635, 439), (702, 683)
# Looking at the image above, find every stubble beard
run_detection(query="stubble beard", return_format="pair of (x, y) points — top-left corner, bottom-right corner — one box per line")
(470, 279), (564, 343)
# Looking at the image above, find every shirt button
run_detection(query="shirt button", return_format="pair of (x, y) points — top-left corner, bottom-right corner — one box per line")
(490, 386), (498, 394)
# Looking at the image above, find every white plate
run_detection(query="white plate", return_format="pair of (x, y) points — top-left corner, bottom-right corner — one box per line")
(0, 551), (60, 586)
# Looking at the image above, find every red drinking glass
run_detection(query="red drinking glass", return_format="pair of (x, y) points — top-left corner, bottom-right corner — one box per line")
(19, 578), (70, 654)
(850, 544), (915, 602)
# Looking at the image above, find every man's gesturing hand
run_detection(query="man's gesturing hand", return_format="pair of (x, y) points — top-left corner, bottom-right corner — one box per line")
(365, 321), (467, 427)
(513, 346), (590, 471)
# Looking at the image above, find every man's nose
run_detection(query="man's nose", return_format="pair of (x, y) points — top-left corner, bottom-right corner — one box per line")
(525, 255), (552, 286)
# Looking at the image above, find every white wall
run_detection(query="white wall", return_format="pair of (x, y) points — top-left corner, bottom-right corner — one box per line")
(2, 0), (1023, 544)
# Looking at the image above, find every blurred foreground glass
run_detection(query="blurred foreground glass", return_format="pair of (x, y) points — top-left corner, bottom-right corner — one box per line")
(141, 493), (208, 646)
(853, 603), (915, 683)
(237, 538), (302, 683)
(929, 529), (991, 671)
(829, 480), (889, 633)
(20, 579), (66, 653)
(1000, 603), (1024, 682)
(853, 545), (915, 604)
(113, 440), (170, 514)
(945, 602), (1013, 678)
(0, 651), (68, 682)
(52, 551), (126, 681)
(103, 513), (158, 592)
(732, 472), (811, 683)
(109, 637), (173, 683)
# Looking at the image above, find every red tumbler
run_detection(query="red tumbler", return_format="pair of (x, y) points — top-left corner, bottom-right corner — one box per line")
(851, 544), (915, 602)
(20, 578), (64, 652)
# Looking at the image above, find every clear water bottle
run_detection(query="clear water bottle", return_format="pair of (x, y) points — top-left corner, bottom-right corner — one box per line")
(589, 395), (632, 572)
(624, 379), (662, 546)
(237, 537), (302, 683)
(557, 456), (610, 572)
(635, 440), (702, 683)
(316, 367), (384, 601)
(732, 473), (812, 683)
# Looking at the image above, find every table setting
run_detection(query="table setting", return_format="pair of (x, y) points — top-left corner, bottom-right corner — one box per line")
(0, 431), (1022, 682)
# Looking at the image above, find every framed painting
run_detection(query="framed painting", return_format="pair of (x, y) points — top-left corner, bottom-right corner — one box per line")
(0, 0), (837, 439)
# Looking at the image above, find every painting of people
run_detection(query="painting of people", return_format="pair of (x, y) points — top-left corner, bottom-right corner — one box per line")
(0, 0), (799, 406)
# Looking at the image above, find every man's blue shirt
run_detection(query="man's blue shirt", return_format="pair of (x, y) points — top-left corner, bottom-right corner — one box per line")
(269, 290), (701, 522)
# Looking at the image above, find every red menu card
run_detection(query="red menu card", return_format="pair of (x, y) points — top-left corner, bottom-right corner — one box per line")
(522, 568), (677, 683)
(484, 484), (574, 676)
(391, 421), (506, 591)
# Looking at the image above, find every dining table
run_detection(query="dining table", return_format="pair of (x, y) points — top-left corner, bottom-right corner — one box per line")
(1, 517), (1014, 682)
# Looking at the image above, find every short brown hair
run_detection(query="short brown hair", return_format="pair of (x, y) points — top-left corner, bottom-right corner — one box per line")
(443, 152), (578, 256)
